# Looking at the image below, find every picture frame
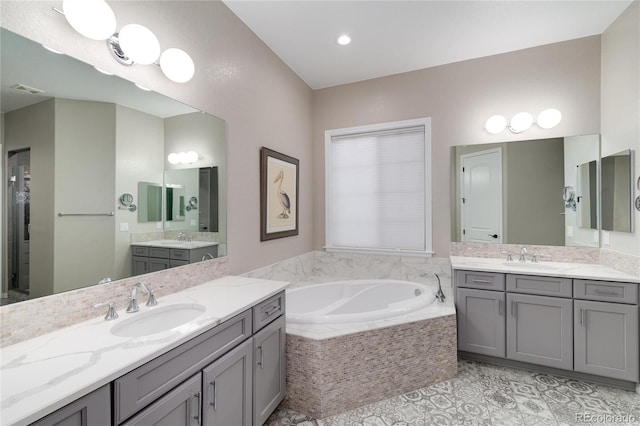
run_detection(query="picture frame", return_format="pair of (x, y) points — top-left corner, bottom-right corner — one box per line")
(260, 147), (299, 241)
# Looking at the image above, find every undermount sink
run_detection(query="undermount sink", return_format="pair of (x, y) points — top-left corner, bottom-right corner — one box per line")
(111, 303), (206, 338)
(503, 262), (558, 271)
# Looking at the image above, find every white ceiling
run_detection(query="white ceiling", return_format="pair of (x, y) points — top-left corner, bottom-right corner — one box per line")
(224, 0), (633, 90)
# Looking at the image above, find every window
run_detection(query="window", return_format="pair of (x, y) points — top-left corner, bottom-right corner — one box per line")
(325, 118), (432, 256)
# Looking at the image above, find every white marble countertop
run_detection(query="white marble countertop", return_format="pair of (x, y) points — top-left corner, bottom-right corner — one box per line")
(0, 276), (288, 426)
(450, 256), (640, 283)
(132, 239), (219, 249)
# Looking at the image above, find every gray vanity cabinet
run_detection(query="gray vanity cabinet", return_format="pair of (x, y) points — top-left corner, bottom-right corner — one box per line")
(456, 288), (505, 358)
(202, 338), (253, 426)
(506, 293), (573, 370)
(253, 315), (286, 426)
(31, 384), (111, 426)
(120, 373), (201, 426)
(573, 278), (639, 382)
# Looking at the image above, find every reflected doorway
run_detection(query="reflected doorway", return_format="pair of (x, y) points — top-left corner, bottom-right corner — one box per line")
(7, 149), (31, 298)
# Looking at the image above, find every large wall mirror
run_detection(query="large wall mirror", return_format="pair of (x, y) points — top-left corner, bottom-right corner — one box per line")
(451, 134), (600, 248)
(1, 28), (227, 305)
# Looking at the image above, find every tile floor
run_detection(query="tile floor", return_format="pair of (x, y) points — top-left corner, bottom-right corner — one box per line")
(266, 359), (640, 426)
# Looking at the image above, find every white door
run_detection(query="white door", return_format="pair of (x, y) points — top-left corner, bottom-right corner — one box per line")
(461, 148), (502, 243)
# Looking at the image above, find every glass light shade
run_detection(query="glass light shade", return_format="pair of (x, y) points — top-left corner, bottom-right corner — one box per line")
(537, 108), (562, 129)
(485, 115), (507, 134)
(118, 24), (161, 65)
(186, 151), (199, 163)
(168, 153), (180, 164)
(337, 35), (352, 46)
(177, 152), (189, 164)
(160, 48), (195, 83)
(62, 0), (116, 40)
(509, 112), (533, 133)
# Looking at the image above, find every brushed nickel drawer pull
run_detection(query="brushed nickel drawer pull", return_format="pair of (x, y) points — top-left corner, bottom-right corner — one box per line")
(594, 289), (619, 296)
(580, 309), (585, 326)
(471, 279), (492, 284)
(498, 300), (503, 316)
(209, 381), (217, 410)
(264, 305), (280, 316)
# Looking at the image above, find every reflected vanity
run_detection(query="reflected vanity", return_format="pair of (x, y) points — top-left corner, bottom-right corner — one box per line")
(1, 28), (227, 304)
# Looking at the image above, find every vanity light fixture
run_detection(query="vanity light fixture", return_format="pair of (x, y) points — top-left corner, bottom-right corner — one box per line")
(337, 34), (352, 46)
(168, 151), (199, 165)
(485, 108), (562, 134)
(56, 0), (195, 83)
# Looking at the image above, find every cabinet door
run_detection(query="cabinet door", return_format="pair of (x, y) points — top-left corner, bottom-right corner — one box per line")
(202, 338), (253, 426)
(456, 288), (505, 357)
(574, 300), (639, 382)
(132, 256), (149, 276)
(253, 315), (285, 426)
(121, 373), (201, 426)
(31, 384), (110, 426)
(507, 293), (573, 370)
(149, 257), (171, 272)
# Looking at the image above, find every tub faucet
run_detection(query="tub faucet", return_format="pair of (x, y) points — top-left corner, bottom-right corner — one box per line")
(434, 273), (446, 304)
(127, 282), (157, 313)
(519, 247), (527, 262)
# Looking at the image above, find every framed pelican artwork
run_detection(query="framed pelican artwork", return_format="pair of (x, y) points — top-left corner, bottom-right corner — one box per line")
(260, 147), (299, 241)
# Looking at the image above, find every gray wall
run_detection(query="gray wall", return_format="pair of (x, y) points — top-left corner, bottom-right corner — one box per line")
(1, 0), (314, 275)
(601, 1), (640, 258)
(4, 100), (56, 298)
(314, 37), (601, 256)
(505, 138), (564, 246)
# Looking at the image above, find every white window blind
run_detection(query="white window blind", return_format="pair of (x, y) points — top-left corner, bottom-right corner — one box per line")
(325, 118), (432, 255)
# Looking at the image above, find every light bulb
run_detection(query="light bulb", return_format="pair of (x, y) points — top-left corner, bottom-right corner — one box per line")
(118, 24), (161, 65)
(537, 108), (562, 129)
(178, 152), (189, 164)
(63, 0), (116, 40)
(160, 48), (195, 83)
(337, 34), (351, 46)
(167, 153), (180, 164)
(186, 151), (199, 163)
(509, 112), (533, 133)
(485, 115), (507, 134)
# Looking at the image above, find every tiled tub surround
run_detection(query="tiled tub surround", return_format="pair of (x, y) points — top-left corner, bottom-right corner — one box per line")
(243, 252), (457, 419)
(0, 257), (228, 347)
(284, 306), (457, 419)
(0, 276), (288, 426)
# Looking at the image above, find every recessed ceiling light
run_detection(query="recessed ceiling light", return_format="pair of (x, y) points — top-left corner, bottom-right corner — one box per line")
(42, 44), (63, 54)
(337, 34), (351, 46)
(94, 66), (114, 76)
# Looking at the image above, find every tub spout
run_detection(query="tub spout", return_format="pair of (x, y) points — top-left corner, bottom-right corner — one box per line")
(434, 273), (446, 303)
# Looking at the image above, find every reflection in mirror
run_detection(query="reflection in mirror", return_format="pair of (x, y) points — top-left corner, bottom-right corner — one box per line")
(577, 160), (598, 230)
(451, 135), (600, 247)
(165, 184), (186, 222)
(138, 182), (163, 222)
(601, 149), (634, 233)
(1, 28), (227, 305)
(164, 167), (219, 232)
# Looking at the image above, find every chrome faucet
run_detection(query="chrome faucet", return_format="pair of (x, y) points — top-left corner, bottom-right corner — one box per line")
(201, 253), (214, 261)
(127, 282), (157, 313)
(434, 273), (446, 304)
(519, 247), (527, 262)
(94, 301), (118, 320)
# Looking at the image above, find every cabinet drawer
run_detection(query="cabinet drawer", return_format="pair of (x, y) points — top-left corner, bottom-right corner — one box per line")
(149, 247), (171, 259)
(171, 249), (189, 261)
(574, 279), (638, 305)
(253, 291), (285, 332)
(455, 270), (505, 291)
(506, 274), (572, 298)
(132, 246), (149, 257)
(114, 310), (252, 424)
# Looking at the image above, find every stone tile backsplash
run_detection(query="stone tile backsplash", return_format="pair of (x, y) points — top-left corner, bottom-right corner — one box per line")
(0, 257), (228, 347)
